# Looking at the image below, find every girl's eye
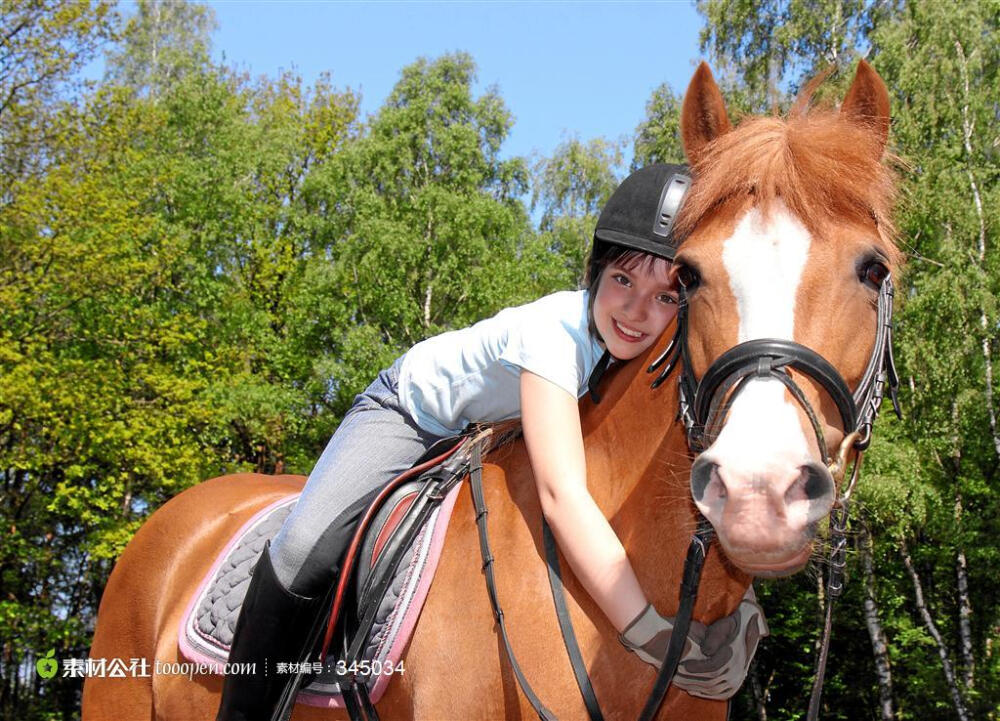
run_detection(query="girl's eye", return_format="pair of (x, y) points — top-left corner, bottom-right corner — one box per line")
(658, 293), (678, 305)
(676, 264), (700, 290)
(860, 260), (889, 288)
(613, 273), (631, 286)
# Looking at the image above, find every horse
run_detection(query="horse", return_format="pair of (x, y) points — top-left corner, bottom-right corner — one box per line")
(82, 59), (899, 720)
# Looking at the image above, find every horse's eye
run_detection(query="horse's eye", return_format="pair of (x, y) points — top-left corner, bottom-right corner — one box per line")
(677, 264), (701, 290)
(861, 260), (889, 288)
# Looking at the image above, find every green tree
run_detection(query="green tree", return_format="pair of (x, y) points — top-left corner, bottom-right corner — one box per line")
(696, 0), (875, 107)
(1, 3), (363, 715)
(531, 136), (623, 284)
(103, 0), (216, 98)
(0, 0), (117, 185)
(632, 82), (684, 169)
(303, 52), (564, 410)
(869, 2), (1000, 718)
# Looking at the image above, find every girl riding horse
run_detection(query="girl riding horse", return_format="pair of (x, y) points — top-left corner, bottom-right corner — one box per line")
(217, 164), (767, 720)
(85, 59), (897, 720)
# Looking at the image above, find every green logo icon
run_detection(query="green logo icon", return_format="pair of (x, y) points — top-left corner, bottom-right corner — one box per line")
(36, 649), (58, 679)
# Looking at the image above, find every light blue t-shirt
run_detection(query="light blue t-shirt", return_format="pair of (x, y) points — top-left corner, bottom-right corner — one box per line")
(397, 290), (604, 436)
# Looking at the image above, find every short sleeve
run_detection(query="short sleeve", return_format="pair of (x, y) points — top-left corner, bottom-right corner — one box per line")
(498, 313), (589, 398)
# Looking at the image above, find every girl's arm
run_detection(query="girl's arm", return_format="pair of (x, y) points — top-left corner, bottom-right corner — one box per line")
(520, 369), (768, 696)
(520, 369), (647, 632)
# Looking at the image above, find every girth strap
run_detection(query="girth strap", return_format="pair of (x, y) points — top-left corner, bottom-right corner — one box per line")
(543, 520), (605, 721)
(469, 442), (557, 721)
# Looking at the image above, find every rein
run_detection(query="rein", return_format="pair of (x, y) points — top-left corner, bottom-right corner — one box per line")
(470, 442), (717, 721)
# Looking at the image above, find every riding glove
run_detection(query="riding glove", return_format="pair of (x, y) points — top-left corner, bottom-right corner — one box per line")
(676, 585), (769, 698)
(619, 585), (768, 700)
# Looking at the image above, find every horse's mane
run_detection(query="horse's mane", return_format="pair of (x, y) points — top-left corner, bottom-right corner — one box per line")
(677, 79), (900, 261)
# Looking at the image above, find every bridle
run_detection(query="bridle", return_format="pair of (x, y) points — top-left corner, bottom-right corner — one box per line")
(641, 270), (901, 719)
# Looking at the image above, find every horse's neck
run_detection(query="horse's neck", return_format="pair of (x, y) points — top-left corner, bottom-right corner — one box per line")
(579, 337), (748, 615)
(579, 348), (686, 514)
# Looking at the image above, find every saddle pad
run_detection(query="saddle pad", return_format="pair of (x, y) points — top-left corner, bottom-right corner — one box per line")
(177, 482), (463, 707)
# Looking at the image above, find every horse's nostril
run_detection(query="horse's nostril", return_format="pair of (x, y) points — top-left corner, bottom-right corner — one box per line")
(786, 462), (834, 504)
(690, 457), (718, 503)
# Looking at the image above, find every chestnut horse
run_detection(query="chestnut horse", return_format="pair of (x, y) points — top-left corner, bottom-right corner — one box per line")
(83, 60), (899, 720)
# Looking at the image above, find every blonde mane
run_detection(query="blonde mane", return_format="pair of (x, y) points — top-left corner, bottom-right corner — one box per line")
(677, 83), (900, 261)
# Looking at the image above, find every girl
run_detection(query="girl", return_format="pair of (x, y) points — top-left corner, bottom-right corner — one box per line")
(217, 164), (766, 720)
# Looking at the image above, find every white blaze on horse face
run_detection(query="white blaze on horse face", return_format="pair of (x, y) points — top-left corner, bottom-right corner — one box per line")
(696, 203), (820, 555)
(723, 203), (810, 345)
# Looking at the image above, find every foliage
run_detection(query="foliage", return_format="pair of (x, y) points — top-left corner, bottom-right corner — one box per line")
(0, 0), (117, 185)
(0, 6), (364, 716)
(104, 0), (216, 97)
(532, 136), (625, 284)
(697, 0), (876, 107)
(631, 82), (685, 170)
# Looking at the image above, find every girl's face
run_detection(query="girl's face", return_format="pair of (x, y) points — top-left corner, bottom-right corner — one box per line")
(593, 256), (677, 360)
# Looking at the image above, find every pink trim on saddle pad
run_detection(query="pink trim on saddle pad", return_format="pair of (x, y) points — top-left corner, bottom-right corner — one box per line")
(297, 481), (463, 708)
(176, 482), (464, 709)
(178, 493), (300, 666)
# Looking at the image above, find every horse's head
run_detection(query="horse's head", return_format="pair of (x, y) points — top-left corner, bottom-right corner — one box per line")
(674, 61), (901, 577)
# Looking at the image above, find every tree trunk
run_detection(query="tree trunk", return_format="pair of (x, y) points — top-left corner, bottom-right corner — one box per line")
(860, 526), (895, 721)
(954, 493), (975, 689)
(899, 538), (970, 721)
(748, 663), (772, 721)
(945, 394), (976, 691)
(423, 282), (433, 328)
(954, 37), (999, 460)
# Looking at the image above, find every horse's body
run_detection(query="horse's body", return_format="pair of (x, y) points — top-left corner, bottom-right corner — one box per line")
(84, 60), (900, 720)
(83, 349), (739, 720)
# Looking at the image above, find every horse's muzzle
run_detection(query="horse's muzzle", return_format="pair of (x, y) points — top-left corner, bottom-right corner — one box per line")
(690, 455), (834, 574)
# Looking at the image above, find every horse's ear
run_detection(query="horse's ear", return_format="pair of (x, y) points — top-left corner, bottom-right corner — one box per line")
(681, 62), (731, 165)
(840, 60), (891, 158)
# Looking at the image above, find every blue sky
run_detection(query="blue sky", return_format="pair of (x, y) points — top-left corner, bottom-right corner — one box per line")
(198, 1), (705, 166)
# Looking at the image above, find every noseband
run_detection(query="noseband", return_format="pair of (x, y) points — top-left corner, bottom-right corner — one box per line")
(644, 273), (901, 720)
(650, 275), (899, 475)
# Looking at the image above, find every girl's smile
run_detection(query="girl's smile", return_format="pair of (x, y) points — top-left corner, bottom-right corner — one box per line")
(593, 257), (677, 360)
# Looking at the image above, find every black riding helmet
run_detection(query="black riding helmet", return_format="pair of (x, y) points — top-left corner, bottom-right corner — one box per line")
(588, 163), (692, 285)
(585, 163), (692, 402)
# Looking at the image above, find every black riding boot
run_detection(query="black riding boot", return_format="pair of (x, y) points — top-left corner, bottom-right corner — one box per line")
(216, 541), (327, 721)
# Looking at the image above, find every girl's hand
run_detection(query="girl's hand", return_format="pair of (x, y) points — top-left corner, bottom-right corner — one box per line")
(676, 585), (768, 698)
(619, 586), (768, 699)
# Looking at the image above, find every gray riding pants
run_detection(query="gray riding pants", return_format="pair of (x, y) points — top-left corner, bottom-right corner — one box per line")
(269, 358), (444, 595)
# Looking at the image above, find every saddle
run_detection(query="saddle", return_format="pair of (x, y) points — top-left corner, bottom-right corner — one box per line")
(178, 423), (518, 713)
